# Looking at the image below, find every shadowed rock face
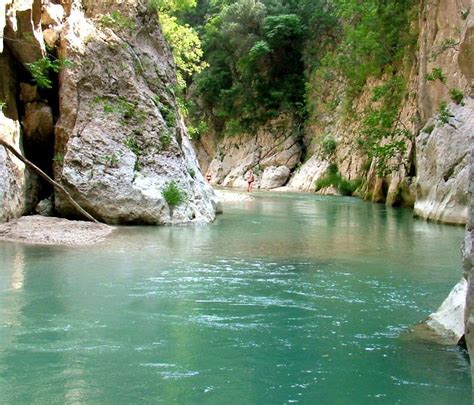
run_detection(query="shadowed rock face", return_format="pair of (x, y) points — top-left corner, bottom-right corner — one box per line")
(0, 0), (47, 221)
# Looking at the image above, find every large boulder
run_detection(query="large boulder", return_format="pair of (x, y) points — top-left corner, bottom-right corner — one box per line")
(260, 166), (291, 190)
(54, 1), (220, 224)
(287, 155), (330, 192)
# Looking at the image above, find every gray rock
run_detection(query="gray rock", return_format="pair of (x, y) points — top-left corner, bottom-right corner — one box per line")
(260, 166), (291, 189)
(421, 278), (467, 344)
(4, 0), (46, 65)
(464, 147), (474, 373)
(41, 1), (64, 27)
(202, 116), (302, 189)
(0, 52), (30, 222)
(54, 1), (220, 225)
(287, 155), (330, 192)
(414, 100), (473, 224)
(35, 196), (53, 216)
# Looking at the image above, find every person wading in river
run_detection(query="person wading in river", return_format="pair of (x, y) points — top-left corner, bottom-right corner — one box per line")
(245, 169), (255, 192)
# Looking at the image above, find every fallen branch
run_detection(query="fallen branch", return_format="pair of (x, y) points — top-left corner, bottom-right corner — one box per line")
(0, 139), (100, 224)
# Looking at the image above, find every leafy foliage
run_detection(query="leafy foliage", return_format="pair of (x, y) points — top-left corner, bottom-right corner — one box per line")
(185, 0), (332, 134)
(27, 57), (74, 89)
(159, 13), (207, 89)
(449, 88), (464, 105)
(437, 101), (453, 125)
(99, 11), (136, 31)
(315, 164), (361, 196)
(320, 134), (337, 158)
(162, 181), (186, 207)
(425, 67), (446, 83)
(356, 76), (411, 176)
(329, 0), (416, 98)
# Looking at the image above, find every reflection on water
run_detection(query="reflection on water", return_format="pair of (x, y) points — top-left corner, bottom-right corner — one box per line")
(0, 192), (470, 404)
(10, 247), (25, 291)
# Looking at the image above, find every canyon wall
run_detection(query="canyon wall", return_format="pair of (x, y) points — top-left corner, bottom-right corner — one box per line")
(197, 0), (473, 225)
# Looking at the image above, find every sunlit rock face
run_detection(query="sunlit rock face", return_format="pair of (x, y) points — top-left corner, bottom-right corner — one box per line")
(414, 100), (473, 225)
(53, 0), (220, 224)
(199, 116), (302, 190)
(0, 0), (221, 225)
(464, 148), (474, 373)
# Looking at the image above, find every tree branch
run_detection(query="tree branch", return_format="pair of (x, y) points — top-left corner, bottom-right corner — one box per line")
(0, 139), (100, 224)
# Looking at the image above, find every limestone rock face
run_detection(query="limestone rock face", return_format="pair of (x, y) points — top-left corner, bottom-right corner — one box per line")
(422, 278), (468, 344)
(464, 147), (474, 372)
(54, 1), (220, 224)
(287, 155), (330, 192)
(414, 100), (473, 224)
(3, 0), (45, 64)
(201, 116), (302, 190)
(0, 51), (28, 222)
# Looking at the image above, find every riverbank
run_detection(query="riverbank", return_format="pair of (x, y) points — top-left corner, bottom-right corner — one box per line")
(0, 215), (114, 246)
(214, 189), (255, 202)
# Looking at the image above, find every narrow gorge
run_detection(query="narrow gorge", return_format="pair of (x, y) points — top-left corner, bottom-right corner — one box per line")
(0, 0), (473, 402)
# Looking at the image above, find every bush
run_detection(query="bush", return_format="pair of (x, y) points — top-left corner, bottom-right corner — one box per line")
(423, 124), (435, 134)
(449, 88), (464, 104)
(320, 134), (337, 157)
(27, 57), (74, 89)
(437, 101), (453, 124)
(162, 181), (186, 207)
(98, 11), (136, 31)
(315, 164), (361, 196)
(425, 67), (446, 83)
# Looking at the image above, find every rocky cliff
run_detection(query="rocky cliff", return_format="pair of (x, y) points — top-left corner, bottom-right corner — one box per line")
(464, 147), (474, 372)
(0, 0), (221, 225)
(199, 116), (302, 190)
(196, 0), (473, 225)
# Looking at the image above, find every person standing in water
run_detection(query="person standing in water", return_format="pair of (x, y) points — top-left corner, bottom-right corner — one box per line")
(245, 169), (255, 192)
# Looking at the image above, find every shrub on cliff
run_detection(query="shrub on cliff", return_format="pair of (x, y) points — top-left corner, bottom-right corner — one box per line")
(163, 181), (186, 207)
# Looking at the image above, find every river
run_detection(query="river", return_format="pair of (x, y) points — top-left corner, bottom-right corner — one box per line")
(0, 192), (471, 403)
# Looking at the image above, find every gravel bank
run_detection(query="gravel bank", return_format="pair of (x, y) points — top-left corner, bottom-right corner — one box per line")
(0, 216), (114, 246)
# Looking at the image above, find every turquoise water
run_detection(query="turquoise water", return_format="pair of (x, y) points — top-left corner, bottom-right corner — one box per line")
(0, 192), (471, 404)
